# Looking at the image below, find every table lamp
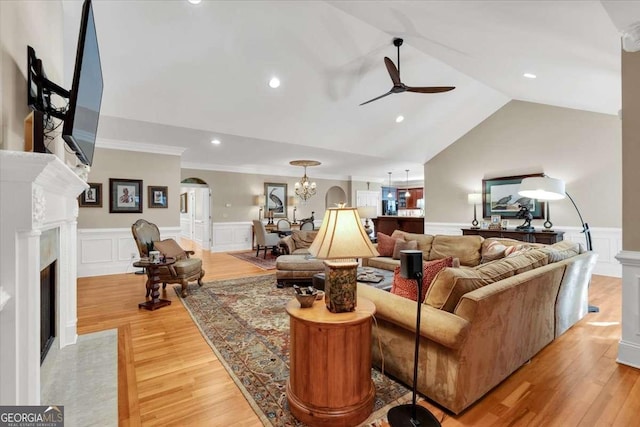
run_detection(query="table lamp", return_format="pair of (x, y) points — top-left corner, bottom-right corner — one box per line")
(256, 195), (266, 220)
(309, 207), (379, 313)
(357, 205), (377, 237)
(467, 193), (482, 229)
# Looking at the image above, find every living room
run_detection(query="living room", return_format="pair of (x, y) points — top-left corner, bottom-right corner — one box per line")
(2, 1), (640, 426)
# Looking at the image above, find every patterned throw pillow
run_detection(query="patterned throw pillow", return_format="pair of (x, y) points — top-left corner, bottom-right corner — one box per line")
(152, 239), (187, 261)
(377, 232), (402, 257)
(392, 239), (418, 260)
(481, 241), (507, 263)
(391, 257), (454, 302)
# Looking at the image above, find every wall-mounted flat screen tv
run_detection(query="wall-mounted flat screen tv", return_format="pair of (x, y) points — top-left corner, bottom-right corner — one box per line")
(62, 0), (103, 166)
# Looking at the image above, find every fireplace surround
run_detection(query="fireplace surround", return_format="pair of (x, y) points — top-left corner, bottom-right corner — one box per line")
(0, 151), (87, 405)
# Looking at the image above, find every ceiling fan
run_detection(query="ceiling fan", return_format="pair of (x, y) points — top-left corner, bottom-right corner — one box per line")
(360, 38), (455, 106)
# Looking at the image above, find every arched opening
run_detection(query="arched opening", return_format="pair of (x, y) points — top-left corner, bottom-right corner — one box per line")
(325, 186), (348, 209)
(181, 178), (211, 251)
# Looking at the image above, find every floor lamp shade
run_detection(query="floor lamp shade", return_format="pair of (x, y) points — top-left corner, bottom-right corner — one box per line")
(309, 207), (379, 312)
(518, 177), (565, 200)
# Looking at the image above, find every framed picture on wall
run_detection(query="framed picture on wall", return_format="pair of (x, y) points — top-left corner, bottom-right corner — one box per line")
(109, 178), (143, 213)
(79, 182), (102, 207)
(148, 186), (168, 208)
(180, 192), (188, 213)
(264, 182), (288, 218)
(482, 174), (545, 219)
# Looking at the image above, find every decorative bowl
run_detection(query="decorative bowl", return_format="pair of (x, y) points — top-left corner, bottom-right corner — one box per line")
(315, 290), (325, 300)
(295, 293), (317, 308)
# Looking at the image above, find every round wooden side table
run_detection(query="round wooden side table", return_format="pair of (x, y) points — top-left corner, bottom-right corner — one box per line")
(133, 257), (175, 311)
(286, 297), (376, 426)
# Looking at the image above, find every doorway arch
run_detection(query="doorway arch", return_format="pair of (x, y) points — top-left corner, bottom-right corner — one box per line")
(180, 178), (211, 251)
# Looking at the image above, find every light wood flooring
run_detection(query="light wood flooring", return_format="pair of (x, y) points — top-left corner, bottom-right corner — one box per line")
(77, 242), (637, 426)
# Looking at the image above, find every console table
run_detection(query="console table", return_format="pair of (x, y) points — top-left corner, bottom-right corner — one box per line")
(286, 297), (376, 426)
(461, 228), (564, 245)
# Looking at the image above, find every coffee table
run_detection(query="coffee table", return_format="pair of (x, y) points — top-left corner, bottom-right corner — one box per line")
(313, 266), (393, 292)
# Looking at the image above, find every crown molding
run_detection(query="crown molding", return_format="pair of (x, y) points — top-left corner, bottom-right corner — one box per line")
(97, 138), (187, 156)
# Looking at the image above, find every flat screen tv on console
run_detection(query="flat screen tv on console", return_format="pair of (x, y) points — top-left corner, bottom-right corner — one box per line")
(27, 0), (102, 166)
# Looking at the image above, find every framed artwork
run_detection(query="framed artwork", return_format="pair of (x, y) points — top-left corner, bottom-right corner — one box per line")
(501, 219), (509, 229)
(264, 182), (288, 218)
(79, 182), (102, 207)
(109, 178), (142, 213)
(482, 173), (545, 219)
(148, 186), (168, 208)
(180, 192), (188, 213)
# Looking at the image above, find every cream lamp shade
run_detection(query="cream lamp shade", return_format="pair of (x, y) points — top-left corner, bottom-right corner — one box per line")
(309, 207), (379, 260)
(467, 193), (482, 205)
(518, 177), (566, 201)
(256, 194), (266, 206)
(356, 206), (377, 219)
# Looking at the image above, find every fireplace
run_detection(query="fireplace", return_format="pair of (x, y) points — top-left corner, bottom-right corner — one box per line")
(40, 260), (56, 363)
(0, 151), (88, 405)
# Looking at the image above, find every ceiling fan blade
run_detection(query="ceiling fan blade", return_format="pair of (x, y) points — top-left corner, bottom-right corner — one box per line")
(384, 57), (401, 86)
(406, 86), (455, 93)
(359, 90), (394, 106)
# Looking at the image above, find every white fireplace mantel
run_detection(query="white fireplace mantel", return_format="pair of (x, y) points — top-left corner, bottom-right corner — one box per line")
(0, 150), (88, 405)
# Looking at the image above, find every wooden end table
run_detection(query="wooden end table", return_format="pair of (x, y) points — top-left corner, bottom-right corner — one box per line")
(286, 297), (376, 426)
(133, 257), (175, 311)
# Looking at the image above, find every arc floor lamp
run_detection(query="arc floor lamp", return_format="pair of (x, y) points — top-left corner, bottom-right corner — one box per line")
(518, 176), (597, 312)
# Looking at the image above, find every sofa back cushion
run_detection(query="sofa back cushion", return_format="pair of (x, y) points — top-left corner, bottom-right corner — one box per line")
(291, 230), (318, 250)
(425, 248), (549, 312)
(391, 230), (434, 259)
(428, 235), (484, 267)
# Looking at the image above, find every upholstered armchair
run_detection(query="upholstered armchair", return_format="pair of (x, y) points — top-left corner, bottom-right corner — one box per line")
(131, 219), (204, 297)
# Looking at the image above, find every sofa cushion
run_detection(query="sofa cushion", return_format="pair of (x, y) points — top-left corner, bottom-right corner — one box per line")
(392, 239), (418, 259)
(290, 230), (318, 249)
(377, 232), (402, 257)
(428, 235), (484, 267)
(391, 231), (434, 259)
(481, 240), (507, 263)
(366, 257), (401, 271)
(538, 241), (581, 262)
(153, 239), (187, 261)
(391, 257), (453, 302)
(425, 267), (491, 312)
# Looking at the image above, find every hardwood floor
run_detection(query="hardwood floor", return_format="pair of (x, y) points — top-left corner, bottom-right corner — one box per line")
(77, 244), (636, 426)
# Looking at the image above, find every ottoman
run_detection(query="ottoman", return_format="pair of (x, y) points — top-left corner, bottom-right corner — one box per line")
(275, 255), (325, 288)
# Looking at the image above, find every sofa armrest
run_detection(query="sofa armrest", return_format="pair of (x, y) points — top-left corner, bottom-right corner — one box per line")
(358, 284), (470, 350)
(279, 235), (294, 255)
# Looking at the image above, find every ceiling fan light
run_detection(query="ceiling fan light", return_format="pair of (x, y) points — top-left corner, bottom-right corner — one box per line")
(523, 73), (537, 79)
(396, 115), (404, 123)
(211, 139), (221, 145)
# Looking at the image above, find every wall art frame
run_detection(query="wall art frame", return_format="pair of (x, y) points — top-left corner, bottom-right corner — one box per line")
(482, 173), (545, 219)
(148, 186), (168, 208)
(109, 178), (143, 213)
(264, 182), (288, 218)
(79, 182), (102, 207)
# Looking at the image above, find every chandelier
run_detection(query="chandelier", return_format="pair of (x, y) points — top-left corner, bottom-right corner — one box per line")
(290, 160), (321, 201)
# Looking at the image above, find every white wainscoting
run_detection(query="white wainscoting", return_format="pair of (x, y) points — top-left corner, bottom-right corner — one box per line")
(77, 227), (182, 277)
(211, 222), (253, 252)
(425, 222), (622, 278)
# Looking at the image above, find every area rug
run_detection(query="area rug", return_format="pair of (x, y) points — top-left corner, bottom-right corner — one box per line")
(229, 250), (278, 270)
(176, 274), (410, 426)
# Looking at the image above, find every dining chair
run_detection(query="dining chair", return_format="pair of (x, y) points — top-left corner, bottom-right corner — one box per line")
(253, 220), (281, 258)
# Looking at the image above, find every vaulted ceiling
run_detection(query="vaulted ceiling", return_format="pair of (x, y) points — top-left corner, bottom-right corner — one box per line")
(62, 1), (638, 183)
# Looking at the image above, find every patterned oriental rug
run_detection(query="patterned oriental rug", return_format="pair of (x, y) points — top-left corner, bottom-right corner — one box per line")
(229, 250), (278, 270)
(176, 274), (411, 426)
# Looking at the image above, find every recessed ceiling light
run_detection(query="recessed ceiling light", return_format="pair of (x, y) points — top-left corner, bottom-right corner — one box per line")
(211, 139), (221, 145)
(269, 77), (280, 88)
(523, 73), (537, 79)
(395, 115), (405, 123)
(187, 0), (202, 4)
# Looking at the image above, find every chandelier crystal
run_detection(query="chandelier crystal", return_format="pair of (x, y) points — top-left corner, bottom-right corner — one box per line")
(290, 160), (321, 201)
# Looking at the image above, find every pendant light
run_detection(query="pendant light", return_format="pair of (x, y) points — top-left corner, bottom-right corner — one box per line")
(404, 169), (411, 198)
(387, 172), (394, 199)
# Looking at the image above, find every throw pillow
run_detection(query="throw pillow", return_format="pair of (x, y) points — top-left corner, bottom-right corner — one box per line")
(391, 257), (454, 302)
(152, 239), (187, 261)
(481, 241), (507, 263)
(377, 232), (402, 257)
(392, 239), (418, 260)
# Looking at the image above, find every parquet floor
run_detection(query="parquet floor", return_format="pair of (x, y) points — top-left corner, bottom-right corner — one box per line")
(76, 241), (637, 426)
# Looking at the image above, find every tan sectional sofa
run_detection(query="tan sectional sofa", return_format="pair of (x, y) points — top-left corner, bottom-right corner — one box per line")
(358, 230), (598, 414)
